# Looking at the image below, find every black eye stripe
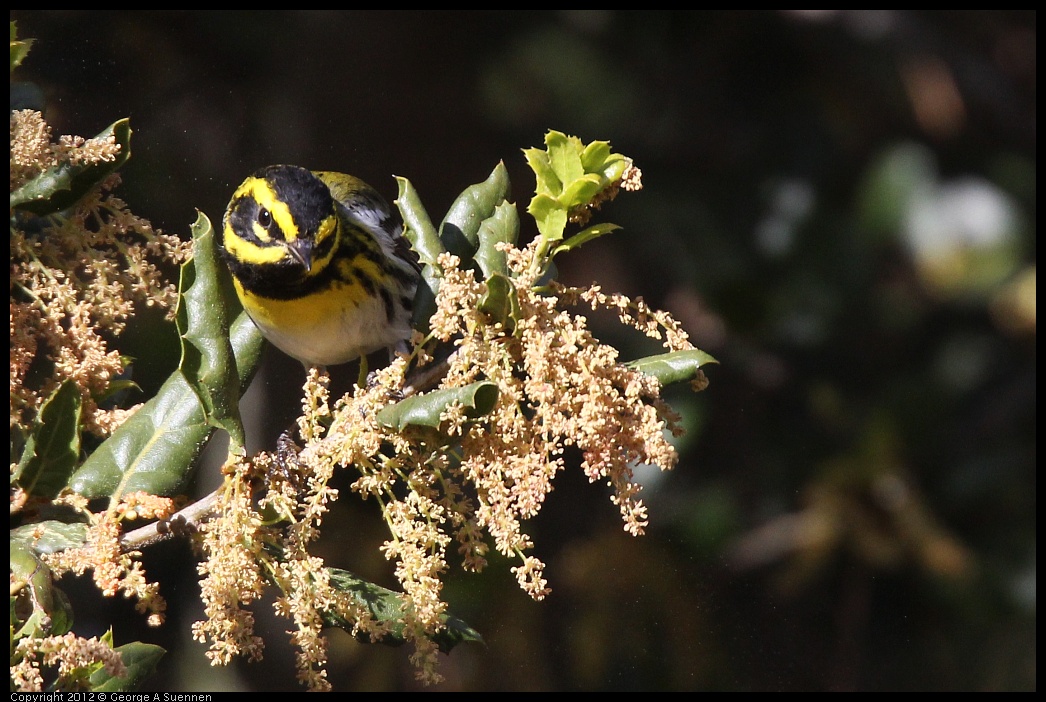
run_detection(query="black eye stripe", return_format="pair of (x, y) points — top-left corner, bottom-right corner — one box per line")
(227, 196), (264, 243)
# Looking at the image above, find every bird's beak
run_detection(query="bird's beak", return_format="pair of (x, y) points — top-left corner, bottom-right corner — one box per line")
(286, 238), (312, 272)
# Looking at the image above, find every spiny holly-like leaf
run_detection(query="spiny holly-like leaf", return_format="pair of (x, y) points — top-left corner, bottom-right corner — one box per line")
(324, 567), (483, 653)
(10, 521), (85, 638)
(551, 223), (621, 258)
(10, 21), (33, 72)
(67, 213), (263, 499)
(527, 192), (569, 243)
(396, 176), (444, 330)
(178, 211), (248, 451)
(439, 162), (511, 258)
(580, 138), (630, 184)
(529, 130), (630, 210)
(10, 118), (131, 216)
(67, 369), (211, 499)
(376, 381), (499, 431)
(477, 272), (520, 333)
(545, 130), (585, 187)
(522, 146), (560, 197)
(579, 140), (612, 173)
(560, 173), (605, 208)
(396, 176), (443, 268)
(474, 200), (519, 280)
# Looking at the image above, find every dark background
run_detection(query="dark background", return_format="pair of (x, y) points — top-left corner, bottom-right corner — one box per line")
(11, 11), (1035, 691)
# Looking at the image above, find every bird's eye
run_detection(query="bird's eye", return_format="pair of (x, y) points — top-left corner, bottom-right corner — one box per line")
(258, 207), (272, 229)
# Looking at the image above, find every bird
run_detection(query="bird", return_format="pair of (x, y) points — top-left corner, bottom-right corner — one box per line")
(219, 165), (420, 370)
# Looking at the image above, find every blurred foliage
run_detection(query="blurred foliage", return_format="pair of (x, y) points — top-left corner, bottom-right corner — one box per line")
(9, 10), (1035, 691)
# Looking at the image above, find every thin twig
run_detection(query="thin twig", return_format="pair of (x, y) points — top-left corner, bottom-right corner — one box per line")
(120, 488), (219, 552)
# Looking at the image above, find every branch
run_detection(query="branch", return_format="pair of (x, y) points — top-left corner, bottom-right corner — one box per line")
(119, 488), (219, 551)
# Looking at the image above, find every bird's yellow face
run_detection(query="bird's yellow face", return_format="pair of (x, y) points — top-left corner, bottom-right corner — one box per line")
(221, 165), (341, 294)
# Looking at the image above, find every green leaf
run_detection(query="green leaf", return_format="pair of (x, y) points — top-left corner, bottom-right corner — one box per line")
(411, 266), (440, 333)
(527, 193), (569, 243)
(439, 162), (511, 258)
(10, 21), (33, 73)
(324, 567), (483, 653)
(178, 211), (248, 451)
(11, 521), (85, 640)
(376, 381), (499, 431)
(477, 272), (520, 333)
(66, 370), (211, 499)
(89, 642), (165, 691)
(551, 223), (621, 258)
(395, 176), (443, 268)
(545, 130), (585, 188)
(626, 349), (719, 386)
(10, 118), (131, 215)
(474, 200), (519, 280)
(560, 173), (606, 210)
(11, 521), (89, 555)
(14, 380), (82, 499)
(579, 140), (612, 173)
(580, 140), (629, 183)
(396, 176), (444, 331)
(523, 147), (561, 196)
(10, 541), (74, 639)
(94, 378), (141, 407)
(67, 215), (264, 499)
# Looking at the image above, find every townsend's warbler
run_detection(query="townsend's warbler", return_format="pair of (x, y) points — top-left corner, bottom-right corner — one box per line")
(220, 165), (420, 367)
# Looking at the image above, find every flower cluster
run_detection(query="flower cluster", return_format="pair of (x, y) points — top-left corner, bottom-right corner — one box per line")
(10, 109), (190, 437)
(10, 105), (189, 692)
(432, 242), (688, 565)
(191, 455), (271, 670)
(195, 233), (692, 685)
(10, 632), (127, 692)
(41, 492), (174, 628)
(193, 414), (391, 691)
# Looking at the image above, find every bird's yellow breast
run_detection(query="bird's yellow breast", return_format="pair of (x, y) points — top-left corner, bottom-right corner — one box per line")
(234, 274), (394, 366)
